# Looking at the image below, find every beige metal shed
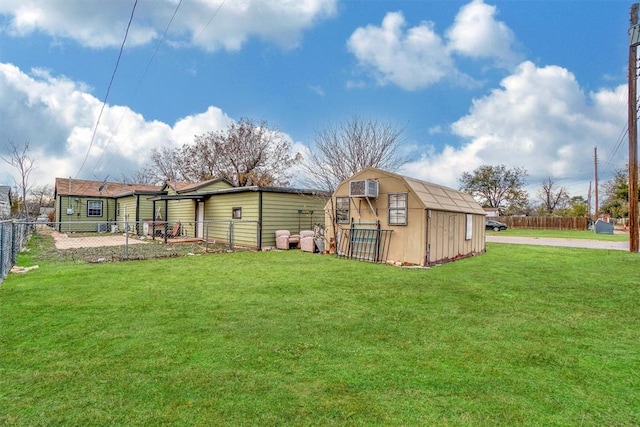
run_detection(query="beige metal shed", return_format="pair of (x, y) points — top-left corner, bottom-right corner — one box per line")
(326, 168), (486, 266)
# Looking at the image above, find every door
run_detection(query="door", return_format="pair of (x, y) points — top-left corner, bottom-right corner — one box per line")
(196, 202), (204, 238)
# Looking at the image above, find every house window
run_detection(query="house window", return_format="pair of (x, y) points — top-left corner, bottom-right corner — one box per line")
(388, 193), (407, 225)
(232, 207), (242, 219)
(335, 197), (350, 224)
(87, 200), (103, 217)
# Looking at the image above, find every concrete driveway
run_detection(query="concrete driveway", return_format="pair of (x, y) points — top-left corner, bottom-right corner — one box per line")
(485, 235), (630, 251)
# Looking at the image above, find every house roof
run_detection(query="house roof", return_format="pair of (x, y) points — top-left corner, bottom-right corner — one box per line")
(342, 167), (486, 215)
(164, 177), (234, 194)
(150, 184), (328, 201)
(55, 178), (162, 198)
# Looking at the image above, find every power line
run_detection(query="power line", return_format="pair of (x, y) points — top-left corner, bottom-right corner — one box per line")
(76, 0), (138, 178)
(194, 0), (227, 43)
(90, 0), (184, 174)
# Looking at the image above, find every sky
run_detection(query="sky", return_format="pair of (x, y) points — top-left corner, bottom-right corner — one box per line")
(0, 0), (632, 203)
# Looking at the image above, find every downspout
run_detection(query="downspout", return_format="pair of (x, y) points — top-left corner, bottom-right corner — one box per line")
(424, 209), (431, 266)
(257, 190), (263, 251)
(136, 194), (141, 234)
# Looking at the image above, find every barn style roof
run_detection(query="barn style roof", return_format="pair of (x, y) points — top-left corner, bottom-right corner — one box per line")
(346, 168), (486, 215)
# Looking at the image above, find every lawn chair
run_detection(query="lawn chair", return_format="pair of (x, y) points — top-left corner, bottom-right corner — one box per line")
(167, 221), (181, 238)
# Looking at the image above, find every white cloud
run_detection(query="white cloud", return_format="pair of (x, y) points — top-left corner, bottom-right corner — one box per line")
(347, 11), (457, 91)
(400, 61), (627, 195)
(346, 0), (520, 90)
(0, 0), (337, 51)
(446, 0), (520, 68)
(0, 63), (233, 186)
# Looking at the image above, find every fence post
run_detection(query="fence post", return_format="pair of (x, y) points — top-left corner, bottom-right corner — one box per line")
(228, 221), (234, 251)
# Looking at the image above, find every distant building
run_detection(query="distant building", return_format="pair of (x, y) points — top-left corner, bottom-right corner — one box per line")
(0, 186), (12, 218)
(483, 207), (500, 217)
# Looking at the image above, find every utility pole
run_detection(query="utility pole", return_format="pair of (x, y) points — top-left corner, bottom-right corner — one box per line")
(629, 3), (639, 252)
(594, 147), (599, 219)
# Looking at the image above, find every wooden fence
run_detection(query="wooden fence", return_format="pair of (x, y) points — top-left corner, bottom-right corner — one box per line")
(496, 216), (589, 230)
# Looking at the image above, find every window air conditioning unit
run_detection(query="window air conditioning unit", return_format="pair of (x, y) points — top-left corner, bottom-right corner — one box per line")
(349, 179), (378, 198)
(97, 223), (108, 233)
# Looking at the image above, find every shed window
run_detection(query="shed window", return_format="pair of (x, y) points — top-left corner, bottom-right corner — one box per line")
(87, 200), (103, 217)
(335, 197), (349, 224)
(232, 207), (242, 219)
(388, 193), (407, 225)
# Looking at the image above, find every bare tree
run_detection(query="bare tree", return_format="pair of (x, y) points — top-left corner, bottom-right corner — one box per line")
(301, 116), (407, 192)
(538, 177), (570, 215)
(299, 116), (407, 251)
(1, 140), (36, 217)
(29, 184), (54, 214)
(192, 118), (301, 186)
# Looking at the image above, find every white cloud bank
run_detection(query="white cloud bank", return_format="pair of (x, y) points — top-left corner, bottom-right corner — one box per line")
(347, 0), (522, 90)
(0, 63), (232, 186)
(400, 61), (627, 193)
(0, 0), (337, 51)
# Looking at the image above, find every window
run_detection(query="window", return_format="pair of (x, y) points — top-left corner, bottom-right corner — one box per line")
(465, 214), (473, 240)
(232, 207), (242, 219)
(335, 197), (350, 224)
(388, 193), (407, 225)
(87, 200), (103, 217)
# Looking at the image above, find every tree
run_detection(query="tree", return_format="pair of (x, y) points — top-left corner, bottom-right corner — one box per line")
(29, 184), (54, 215)
(300, 116), (407, 192)
(1, 140), (36, 217)
(458, 164), (528, 213)
(140, 118), (299, 186)
(568, 195), (588, 217)
(537, 177), (569, 215)
(194, 118), (300, 187)
(599, 166), (639, 218)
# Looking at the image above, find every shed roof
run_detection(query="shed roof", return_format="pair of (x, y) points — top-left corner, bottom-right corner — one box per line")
(55, 178), (162, 198)
(344, 168), (485, 215)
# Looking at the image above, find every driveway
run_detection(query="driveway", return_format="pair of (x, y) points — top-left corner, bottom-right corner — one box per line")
(485, 235), (630, 251)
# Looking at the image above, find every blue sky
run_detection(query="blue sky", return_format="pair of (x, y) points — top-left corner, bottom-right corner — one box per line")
(0, 0), (632, 202)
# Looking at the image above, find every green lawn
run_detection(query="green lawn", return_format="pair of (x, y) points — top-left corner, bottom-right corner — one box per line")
(487, 227), (628, 241)
(1, 236), (639, 425)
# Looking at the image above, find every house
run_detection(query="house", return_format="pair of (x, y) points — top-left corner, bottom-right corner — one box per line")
(326, 168), (486, 266)
(150, 181), (327, 249)
(0, 186), (12, 218)
(54, 178), (163, 232)
(483, 207), (500, 217)
(54, 177), (328, 249)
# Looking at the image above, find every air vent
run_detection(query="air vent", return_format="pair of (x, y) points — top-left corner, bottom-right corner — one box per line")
(349, 179), (378, 198)
(97, 223), (108, 233)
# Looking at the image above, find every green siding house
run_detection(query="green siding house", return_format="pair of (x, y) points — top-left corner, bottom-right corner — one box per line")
(54, 178), (163, 233)
(55, 176), (327, 250)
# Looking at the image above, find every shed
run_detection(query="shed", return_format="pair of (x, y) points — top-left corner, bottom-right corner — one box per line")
(326, 168), (486, 266)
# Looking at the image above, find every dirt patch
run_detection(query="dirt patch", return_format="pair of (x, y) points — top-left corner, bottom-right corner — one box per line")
(50, 230), (148, 250)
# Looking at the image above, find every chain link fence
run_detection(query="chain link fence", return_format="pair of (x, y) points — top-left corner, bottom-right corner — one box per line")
(0, 220), (33, 283)
(1, 220), (260, 269)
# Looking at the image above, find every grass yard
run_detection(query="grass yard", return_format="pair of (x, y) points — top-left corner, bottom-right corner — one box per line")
(486, 227), (628, 241)
(1, 235), (639, 425)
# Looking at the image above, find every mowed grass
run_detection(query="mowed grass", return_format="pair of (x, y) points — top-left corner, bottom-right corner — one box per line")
(487, 227), (628, 241)
(1, 237), (639, 425)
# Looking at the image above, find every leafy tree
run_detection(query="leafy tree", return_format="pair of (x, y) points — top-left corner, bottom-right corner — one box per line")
(568, 195), (588, 217)
(537, 177), (570, 215)
(599, 167), (638, 218)
(300, 116), (407, 192)
(458, 164), (528, 213)
(1, 140), (36, 217)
